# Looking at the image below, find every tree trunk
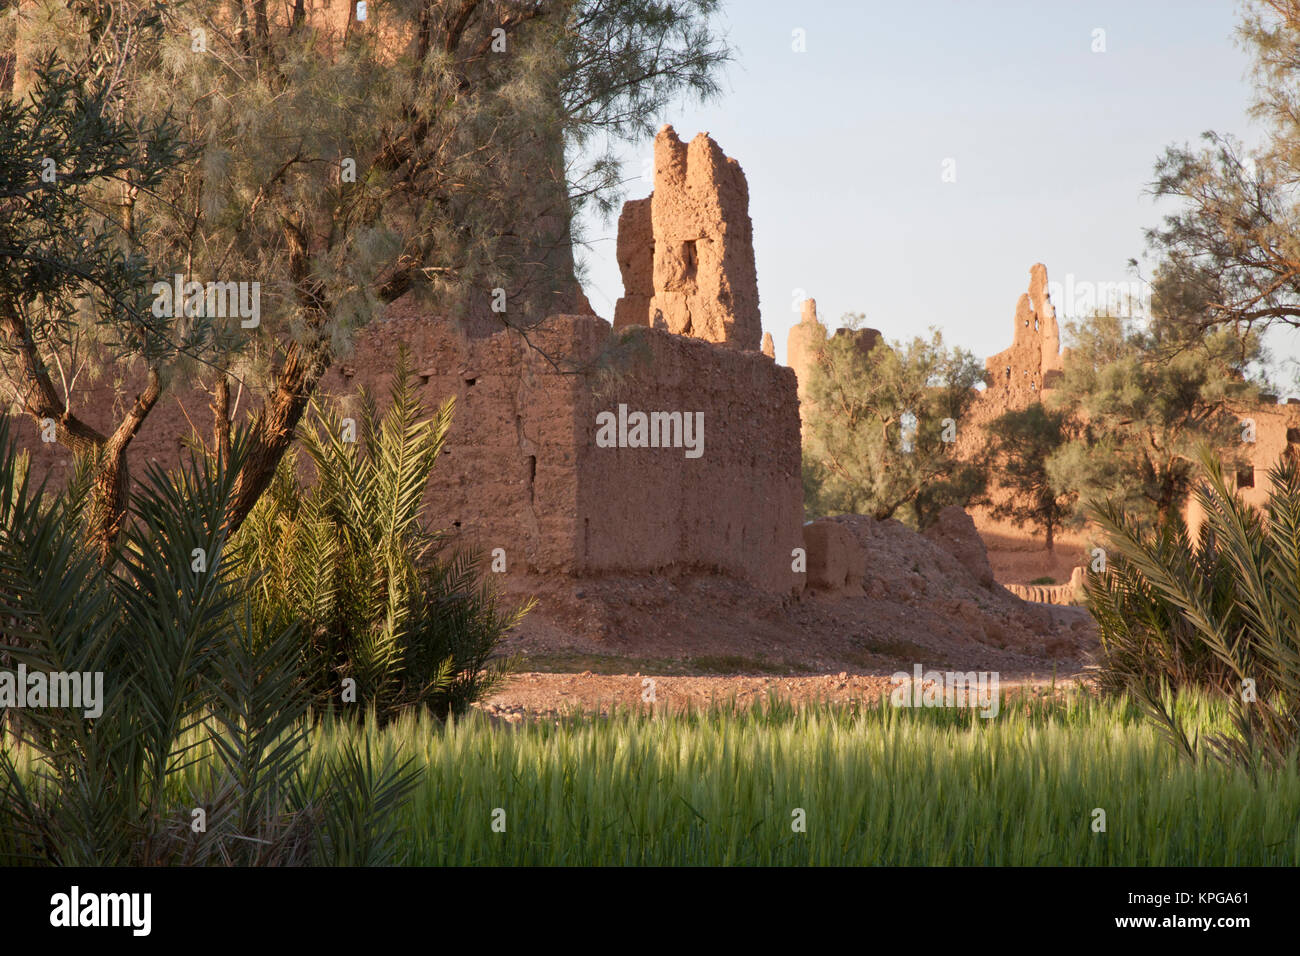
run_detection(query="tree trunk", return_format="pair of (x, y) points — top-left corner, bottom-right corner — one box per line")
(1, 298), (160, 563)
(224, 340), (330, 534)
(1155, 469), (1178, 523)
(211, 374), (232, 463)
(85, 448), (130, 565)
(87, 369), (162, 563)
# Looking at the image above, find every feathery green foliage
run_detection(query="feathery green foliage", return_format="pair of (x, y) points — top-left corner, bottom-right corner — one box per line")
(230, 352), (530, 724)
(802, 320), (986, 529)
(9, 0), (732, 547)
(1144, 2), (1300, 336)
(985, 402), (1074, 552)
(1089, 447), (1300, 770)
(1047, 313), (1261, 528)
(0, 1), (192, 560)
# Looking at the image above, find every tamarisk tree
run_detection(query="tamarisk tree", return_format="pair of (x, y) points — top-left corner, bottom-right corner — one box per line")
(802, 318), (987, 529)
(6, 0), (729, 548)
(0, 1), (191, 561)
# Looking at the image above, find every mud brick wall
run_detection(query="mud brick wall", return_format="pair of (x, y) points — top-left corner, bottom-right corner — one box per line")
(319, 311), (805, 594)
(574, 324), (803, 593)
(615, 125), (762, 351)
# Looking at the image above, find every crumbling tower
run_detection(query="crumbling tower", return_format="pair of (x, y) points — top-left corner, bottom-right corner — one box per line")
(986, 263), (1064, 403)
(786, 298), (885, 426)
(786, 299), (827, 405)
(614, 125), (762, 350)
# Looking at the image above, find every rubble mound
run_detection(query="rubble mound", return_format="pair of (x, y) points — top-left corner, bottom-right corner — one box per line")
(504, 509), (1096, 677)
(922, 506), (997, 589)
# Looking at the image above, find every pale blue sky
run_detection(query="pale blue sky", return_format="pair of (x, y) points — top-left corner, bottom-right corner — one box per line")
(573, 0), (1294, 386)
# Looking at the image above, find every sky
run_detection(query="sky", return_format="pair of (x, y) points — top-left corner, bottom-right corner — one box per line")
(571, 0), (1292, 386)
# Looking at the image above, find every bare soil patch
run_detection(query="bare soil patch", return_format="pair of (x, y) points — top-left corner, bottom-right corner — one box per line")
(484, 513), (1099, 717)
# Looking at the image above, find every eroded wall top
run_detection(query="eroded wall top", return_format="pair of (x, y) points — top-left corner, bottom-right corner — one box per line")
(614, 125), (762, 351)
(986, 263), (1064, 403)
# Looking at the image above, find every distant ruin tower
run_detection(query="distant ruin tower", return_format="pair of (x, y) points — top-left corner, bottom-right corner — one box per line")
(786, 299), (827, 404)
(613, 125), (762, 350)
(986, 263), (1064, 403)
(785, 298), (884, 403)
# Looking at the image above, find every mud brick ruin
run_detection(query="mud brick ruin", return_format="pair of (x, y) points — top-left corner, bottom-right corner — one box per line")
(785, 298), (884, 422)
(8, 90), (1300, 603)
(985, 262), (1064, 404)
(315, 301), (804, 594)
(310, 126), (801, 594)
(965, 263), (1300, 552)
(785, 299), (827, 407)
(7, 127), (805, 596)
(614, 125), (762, 351)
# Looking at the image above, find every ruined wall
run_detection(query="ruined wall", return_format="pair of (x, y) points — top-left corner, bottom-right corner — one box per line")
(614, 126), (762, 350)
(315, 312), (804, 594)
(612, 198), (654, 333)
(984, 263), (1063, 406)
(575, 325), (803, 594)
(8, 308), (803, 595)
(1186, 399), (1300, 535)
(1004, 568), (1085, 606)
(960, 263), (1300, 584)
(954, 263), (1081, 579)
(956, 263), (1066, 465)
(316, 311), (595, 576)
(786, 298), (886, 432)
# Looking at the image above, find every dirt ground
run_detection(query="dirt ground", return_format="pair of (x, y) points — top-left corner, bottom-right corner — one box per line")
(479, 514), (1099, 718)
(978, 523), (1092, 587)
(476, 670), (1092, 720)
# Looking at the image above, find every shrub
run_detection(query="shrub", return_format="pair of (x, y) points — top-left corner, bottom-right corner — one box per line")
(1088, 448), (1300, 769)
(230, 352), (530, 724)
(0, 419), (417, 865)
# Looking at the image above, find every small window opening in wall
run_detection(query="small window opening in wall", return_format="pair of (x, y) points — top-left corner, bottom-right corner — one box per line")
(527, 455), (537, 505)
(1288, 427), (1300, 444)
(1034, 318), (1039, 331)
(1237, 466), (1256, 489)
(453, 520), (462, 529)
(1005, 366), (1011, 380)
